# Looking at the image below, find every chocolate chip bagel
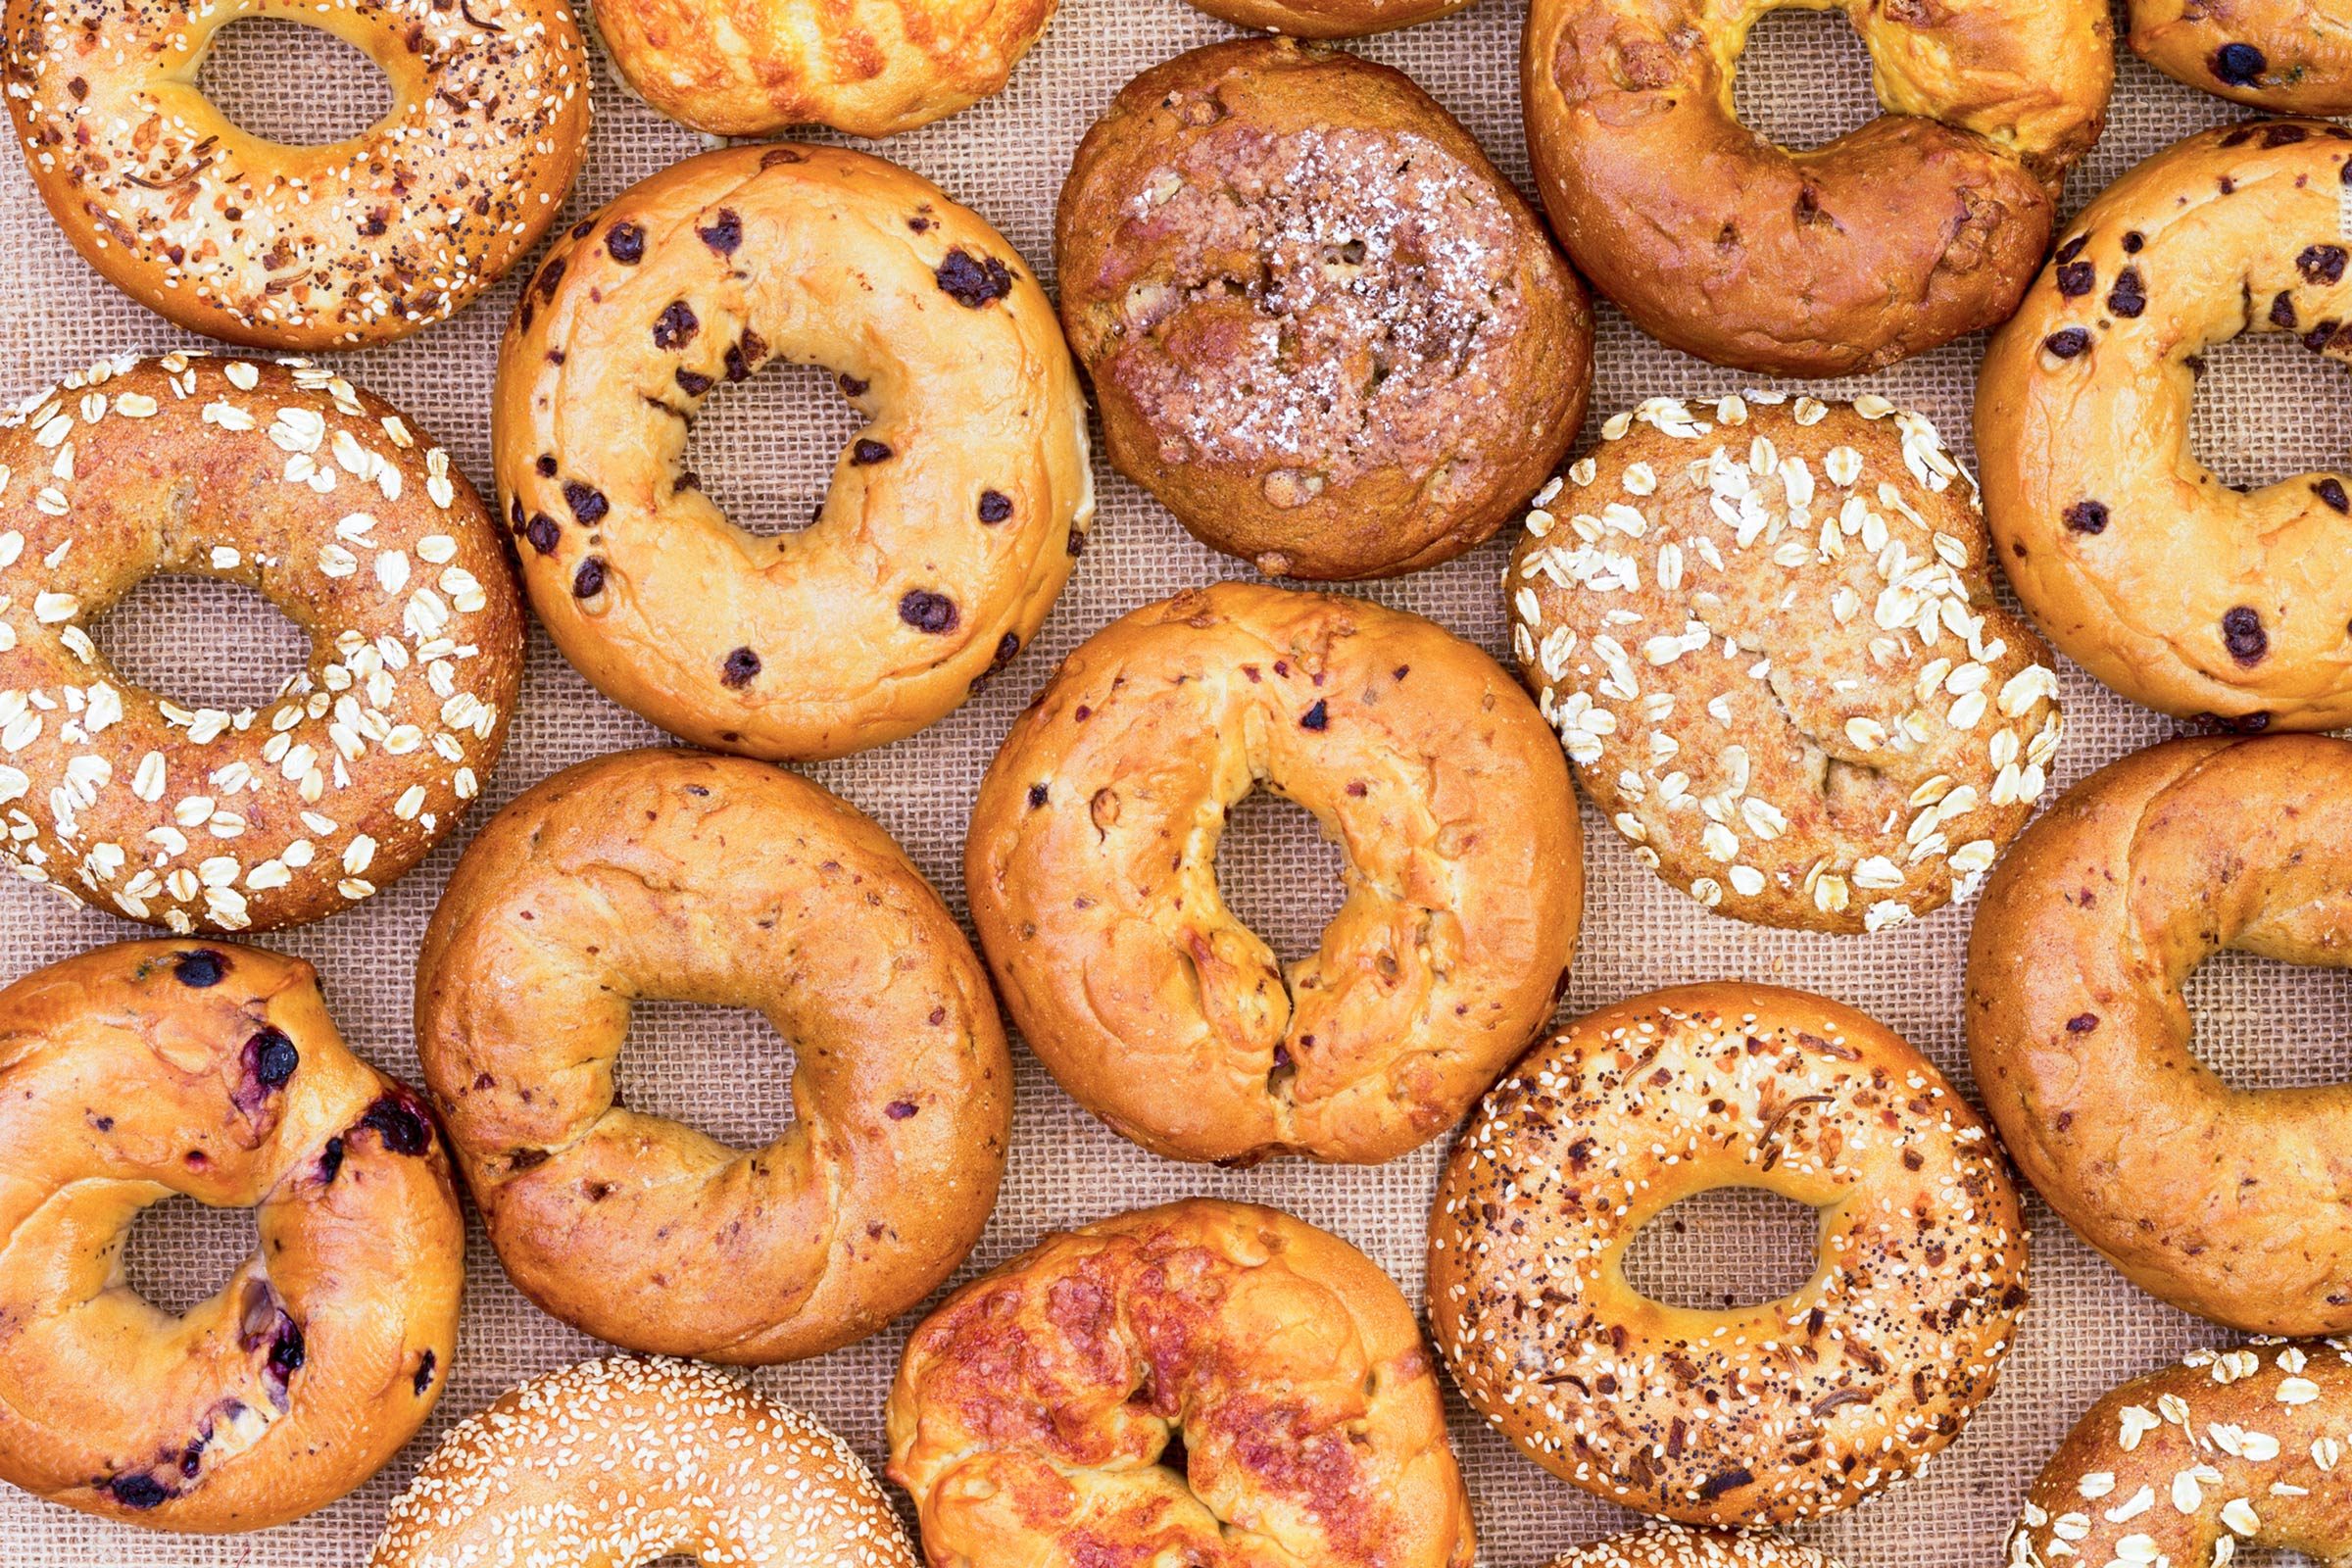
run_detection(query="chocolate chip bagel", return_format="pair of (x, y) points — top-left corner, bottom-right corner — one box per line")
(2130, 1), (2352, 114)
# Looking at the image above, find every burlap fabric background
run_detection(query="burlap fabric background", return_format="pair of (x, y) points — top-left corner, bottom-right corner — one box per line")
(2, 2), (2345, 1562)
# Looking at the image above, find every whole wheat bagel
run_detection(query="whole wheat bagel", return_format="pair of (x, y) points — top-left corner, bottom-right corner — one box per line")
(2130, 1), (2352, 114)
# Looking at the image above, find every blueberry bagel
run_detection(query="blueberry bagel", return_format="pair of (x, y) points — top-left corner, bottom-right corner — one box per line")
(0, 941), (463, 1531)
(1431, 983), (2028, 1525)
(2130, 1), (2352, 115)
(495, 143), (1092, 760)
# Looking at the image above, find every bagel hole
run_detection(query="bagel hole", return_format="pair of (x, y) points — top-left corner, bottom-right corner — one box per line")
(678, 360), (868, 541)
(195, 19), (393, 146)
(2187, 329), (2352, 493)
(119, 1195), (258, 1318)
(1620, 1186), (1819, 1310)
(88, 574), (312, 715)
(2182, 950), (2352, 1093)
(1730, 8), (1880, 154)
(1214, 792), (1347, 969)
(612, 1002), (799, 1151)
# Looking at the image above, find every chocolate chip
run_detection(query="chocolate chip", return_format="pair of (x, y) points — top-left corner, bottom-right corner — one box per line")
(2273, 291), (2300, 329)
(108, 1475), (169, 1509)
(852, 438), (893, 466)
(534, 257), (565, 299)
(172, 950), (226, 987)
(2067, 1012), (2099, 1032)
(1027, 783), (1049, 808)
(720, 647), (760, 688)
(2223, 605), (2268, 664)
(2306, 319), (2343, 352)
(2319, 478), (2350, 513)
(653, 301), (699, 350)
(250, 1029), (298, 1088)
(2053, 234), (2088, 265)
(898, 590), (958, 633)
(359, 1094), (431, 1155)
(936, 249), (1012, 308)
(2212, 42), (2267, 85)
(2055, 261), (2095, 297)
(725, 330), (767, 382)
(412, 1349), (436, 1396)
(2301, 245), (2349, 284)
(573, 557), (608, 598)
(885, 1100), (918, 1120)
(1300, 700), (1329, 731)
(696, 209), (742, 255)
(2122, 231), (2143, 254)
(563, 481), (608, 523)
(2043, 327), (2091, 359)
(2107, 269), (2145, 318)
(978, 489), (1013, 523)
(524, 514), (560, 555)
(2062, 500), (2109, 534)
(534, 454), (558, 478)
(838, 373), (868, 398)
(607, 222), (646, 264)
(675, 368), (712, 396)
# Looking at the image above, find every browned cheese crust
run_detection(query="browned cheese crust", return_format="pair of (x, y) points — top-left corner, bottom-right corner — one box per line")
(2131, 1), (2352, 114)
(1508, 393), (2062, 934)
(1431, 983), (2028, 1526)
(369, 1356), (918, 1568)
(887, 1199), (1475, 1568)
(2008, 1340), (2352, 1568)
(965, 581), (1583, 1166)
(1978, 119), (2352, 731)
(1056, 39), (1591, 580)
(1522, 0), (2112, 375)
(0, 353), (524, 934)
(495, 143), (1093, 761)
(2, 0), (589, 348)
(0, 941), (462, 1532)
(1546, 1526), (1845, 1568)
(1966, 735), (2352, 1335)
(416, 748), (1010, 1364)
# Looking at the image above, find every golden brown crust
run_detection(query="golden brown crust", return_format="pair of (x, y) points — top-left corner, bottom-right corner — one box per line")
(369, 1357), (918, 1568)
(416, 747), (1009, 1364)
(1431, 983), (2028, 1526)
(0, 353), (523, 934)
(886, 1199), (1475, 1568)
(1523, 0), (2111, 376)
(2130, 0), (2352, 114)
(1176, 0), (1470, 36)
(1546, 1527), (1844, 1568)
(2008, 1341), (2352, 1568)
(495, 144), (1093, 761)
(2, 0), (589, 349)
(965, 582), (1582, 1166)
(1508, 393), (2062, 934)
(0, 940), (463, 1532)
(1056, 40), (1590, 580)
(1977, 119), (2352, 730)
(1965, 735), (2352, 1334)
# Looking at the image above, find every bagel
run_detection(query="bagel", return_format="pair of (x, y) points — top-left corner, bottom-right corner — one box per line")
(0, 940), (463, 1531)
(1430, 982), (2028, 1526)
(370, 1356), (917, 1568)
(886, 1199), (1476, 1568)
(1521, 0), (2111, 375)
(2, 0), (589, 348)
(1176, 0), (1471, 36)
(416, 747), (1009, 1364)
(964, 581), (1582, 1166)
(1978, 118), (2352, 730)
(494, 143), (1092, 761)
(2007, 1340), (2352, 1568)
(1547, 1527), (1843, 1568)
(0, 352), (523, 934)
(2130, 1), (2352, 114)
(1056, 39), (1590, 579)
(1966, 734), (2352, 1334)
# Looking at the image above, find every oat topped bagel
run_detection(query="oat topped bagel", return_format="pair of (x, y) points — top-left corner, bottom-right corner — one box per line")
(1509, 393), (2062, 933)
(2129, 0), (2352, 114)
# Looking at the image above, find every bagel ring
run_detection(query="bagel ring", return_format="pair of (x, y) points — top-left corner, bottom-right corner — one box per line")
(416, 747), (1010, 1364)
(1967, 734), (2352, 1335)
(1548, 1527), (1844, 1568)
(964, 581), (1582, 1166)
(1521, 0), (2112, 375)
(0, 352), (523, 935)
(2130, 1), (2352, 114)
(0, 940), (463, 1531)
(1430, 982), (2028, 1526)
(1979, 119), (2352, 730)
(495, 143), (1092, 761)
(2, 0), (590, 348)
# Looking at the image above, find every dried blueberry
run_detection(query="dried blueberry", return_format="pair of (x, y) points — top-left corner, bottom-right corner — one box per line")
(2053, 234), (2088, 266)
(653, 301), (699, 350)
(2301, 245), (2348, 285)
(2212, 42), (2267, 85)
(1027, 783), (1049, 809)
(267, 1320), (305, 1379)
(563, 481), (608, 523)
(2043, 327), (2092, 359)
(1300, 700), (1329, 731)
(318, 1135), (344, 1184)
(898, 590), (958, 633)
(2062, 501), (2109, 534)
(721, 647), (761, 688)
(989, 631), (1019, 672)
(885, 1100), (918, 1120)
(978, 489), (1013, 523)
(573, 558), (608, 599)
(524, 514), (560, 555)
(852, 438), (893, 466)
(2318, 478), (2350, 513)
(2122, 231), (2144, 254)
(2067, 1012), (2099, 1033)
(108, 1474), (170, 1509)
(413, 1349), (436, 1396)
(173, 950), (226, 987)
(2055, 261), (2095, 297)
(2107, 269), (2145, 318)
(534, 256), (565, 299)
(838, 373), (869, 398)
(936, 249), (1012, 308)
(2265, 122), (2309, 146)
(250, 1029), (298, 1088)
(535, 454), (558, 477)
(696, 209), (742, 255)
(360, 1094), (432, 1154)
(2223, 605), (2269, 664)
(606, 221), (646, 264)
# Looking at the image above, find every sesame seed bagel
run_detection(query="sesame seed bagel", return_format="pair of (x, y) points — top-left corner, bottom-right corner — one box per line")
(887, 1199), (1476, 1568)
(1978, 119), (2352, 730)
(0, 353), (522, 935)
(1966, 734), (2352, 1335)
(1, 0), (590, 348)
(0, 941), (463, 1532)
(369, 1356), (918, 1568)
(2007, 1340), (2352, 1568)
(1507, 392), (2063, 934)
(965, 581), (1582, 1166)
(2130, 2), (2352, 115)
(416, 747), (1009, 1364)
(1547, 1526), (1844, 1568)
(1430, 983), (2028, 1526)
(494, 143), (1092, 761)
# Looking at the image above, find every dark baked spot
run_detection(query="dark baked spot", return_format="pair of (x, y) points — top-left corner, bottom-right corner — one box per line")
(937, 249), (1013, 307)
(720, 647), (761, 688)
(2212, 42), (2267, 85)
(2107, 269), (2145, 318)
(573, 558), (608, 599)
(978, 489), (1013, 523)
(1300, 700), (1329, 731)
(852, 438), (893, 466)
(2062, 500), (2109, 534)
(653, 301), (699, 350)
(2223, 606), (2268, 664)
(2301, 245), (2349, 285)
(172, 949), (226, 987)
(108, 1474), (170, 1509)
(2043, 327), (2091, 359)
(696, 209), (742, 255)
(359, 1094), (432, 1154)
(676, 368), (712, 396)
(249, 1029), (298, 1088)
(563, 481), (608, 523)
(2318, 478), (2351, 513)
(524, 514), (560, 555)
(412, 1349), (436, 1396)
(1027, 783), (1049, 809)
(606, 221), (646, 264)
(899, 590), (958, 633)
(2054, 261), (2094, 297)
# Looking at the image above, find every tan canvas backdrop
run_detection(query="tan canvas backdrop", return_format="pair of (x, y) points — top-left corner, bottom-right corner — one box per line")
(1, 1), (2345, 1563)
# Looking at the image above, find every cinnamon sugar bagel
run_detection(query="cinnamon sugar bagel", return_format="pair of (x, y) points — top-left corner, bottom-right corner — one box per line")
(965, 581), (1582, 1166)
(1548, 1527), (1843, 1568)
(2130, 1), (2352, 114)
(0, 941), (463, 1531)
(1522, 0), (2112, 375)
(495, 143), (1092, 761)
(1966, 735), (2352, 1335)
(886, 1199), (1476, 1568)
(1431, 983), (2028, 1526)
(416, 748), (1009, 1364)
(2, 0), (589, 348)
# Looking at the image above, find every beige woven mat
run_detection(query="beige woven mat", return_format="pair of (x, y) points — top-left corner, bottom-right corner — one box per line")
(4, 1), (2348, 1563)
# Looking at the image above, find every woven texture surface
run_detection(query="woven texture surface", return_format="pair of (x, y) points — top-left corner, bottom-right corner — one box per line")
(4, 1), (2348, 1563)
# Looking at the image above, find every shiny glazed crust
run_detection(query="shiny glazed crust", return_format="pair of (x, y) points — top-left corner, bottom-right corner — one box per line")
(0, 941), (463, 1531)
(495, 143), (1093, 761)
(1523, 0), (2111, 375)
(369, 1357), (918, 1568)
(965, 582), (1583, 1165)
(1057, 40), (1590, 580)
(1965, 735), (2352, 1334)
(1977, 119), (2352, 730)
(416, 748), (1010, 1364)
(2, 0), (589, 348)
(1431, 983), (2028, 1526)
(886, 1199), (1475, 1568)
(1178, 0), (1470, 35)
(1547, 1527), (1844, 1568)
(2130, 0), (2352, 114)
(0, 353), (523, 934)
